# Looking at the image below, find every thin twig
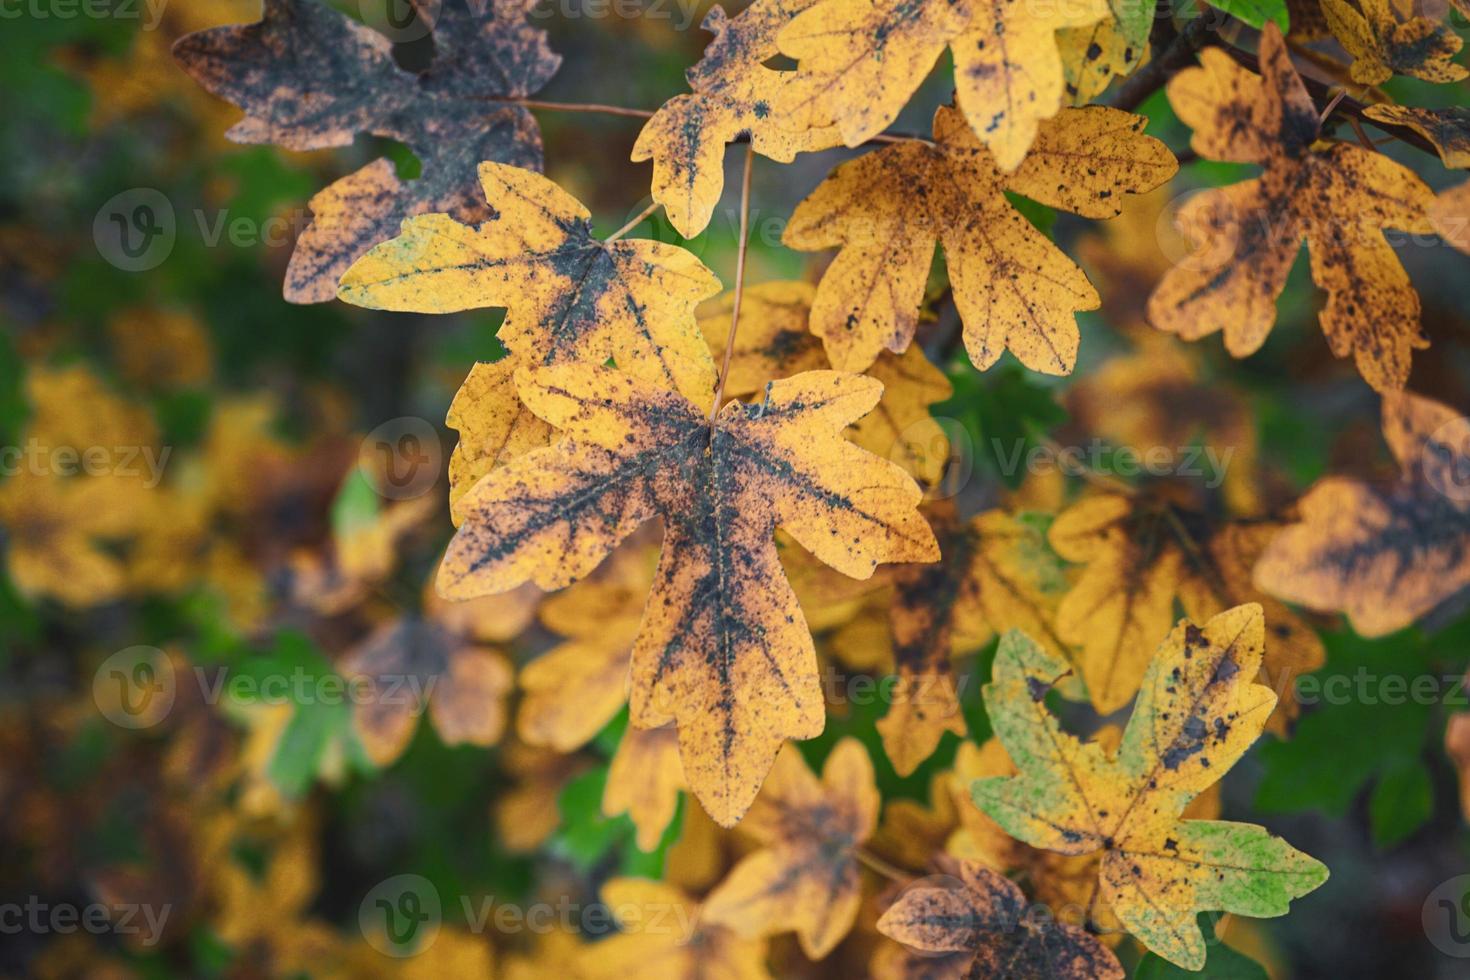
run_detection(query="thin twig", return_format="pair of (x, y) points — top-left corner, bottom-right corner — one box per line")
(1214, 44), (1441, 158)
(1347, 115), (1376, 150)
(480, 95), (932, 145)
(605, 199), (661, 242)
(854, 847), (915, 884)
(1317, 89), (1348, 126)
(1037, 436), (1137, 496)
(492, 97), (654, 119)
(1111, 15), (1215, 112)
(709, 142), (756, 429)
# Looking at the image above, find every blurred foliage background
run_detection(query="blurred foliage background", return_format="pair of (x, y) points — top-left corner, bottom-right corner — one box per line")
(2, 1), (1470, 978)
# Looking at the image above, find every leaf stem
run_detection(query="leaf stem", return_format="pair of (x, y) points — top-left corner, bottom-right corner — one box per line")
(1036, 436), (1136, 496)
(709, 142), (756, 429)
(482, 96), (931, 145)
(492, 97), (654, 118)
(605, 199), (662, 242)
(854, 846), (914, 884)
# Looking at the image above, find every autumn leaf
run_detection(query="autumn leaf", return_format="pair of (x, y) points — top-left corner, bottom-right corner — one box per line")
(784, 105), (1175, 375)
(777, 0), (1110, 169)
(1362, 105), (1470, 168)
(702, 739), (878, 958)
(700, 280), (953, 485)
(438, 362), (937, 824)
(1066, 336), (1263, 516)
(517, 540), (654, 752)
(1049, 493), (1185, 713)
(174, 0), (560, 302)
(631, 0), (841, 238)
(878, 504), (1073, 776)
(1148, 23), (1437, 393)
(1446, 677), (1470, 822)
(972, 606), (1329, 969)
(1254, 391), (1470, 636)
(340, 619), (513, 767)
(1175, 521), (1326, 733)
(1320, 0), (1467, 85)
(445, 359), (554, 526)
(1057, 1), (1155, 104)
(1433, 180), (1470, 253)
(582, 878), (768, 980)
(876, 858), (1123, 979)
(341, 163), (722, 514)
(603, 724), (686, 852)
(945, 730), (1232, 943)
(1049, 491), (1324, 721)
(495, 741), (589, 852)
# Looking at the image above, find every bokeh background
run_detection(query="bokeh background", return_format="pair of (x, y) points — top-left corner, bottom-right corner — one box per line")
(3, 1), (1470, 977)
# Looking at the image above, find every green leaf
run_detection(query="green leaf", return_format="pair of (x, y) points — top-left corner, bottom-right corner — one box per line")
(1368, 763), (1433, 848)
(941, 365), (1067, 488)
(1201, 0), (1289, 31)
(552, 767), (626, 870)
(331, 467), (382, 541)
(1256, 631), (1432, 816)
(1133, 916), (1270, 978)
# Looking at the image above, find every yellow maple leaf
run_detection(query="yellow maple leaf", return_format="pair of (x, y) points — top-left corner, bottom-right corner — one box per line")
(340, 619), (513, 768)
(1254, 390), (1470, 636)
(438, 362), (936, 824)
(702, 738), (878, 958)
(1362, 105), (1470, 168)
(517, 539), (655, 752)
(583, 878), (768, 980)
(700, 280), (953, 485)
(1320, 0), (1467, 85)
(1050, 491), (1324, 722)
(784, 105), (1175, 374)
(340, 162), (723, 520)
(877, 504), (1073, 775)
(602, 724), (687, 853)
(1148, 23), (1437, 393)
(777, 0), (1110, 169)
(972, 606), (1329, 969)
(632, 0), (842, 238)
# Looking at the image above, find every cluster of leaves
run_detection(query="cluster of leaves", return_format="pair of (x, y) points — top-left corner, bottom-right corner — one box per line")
(5, 0), (1470, 976)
